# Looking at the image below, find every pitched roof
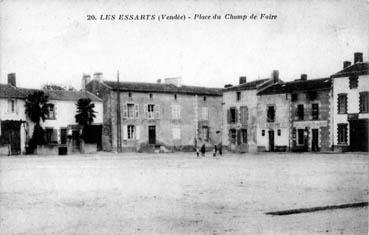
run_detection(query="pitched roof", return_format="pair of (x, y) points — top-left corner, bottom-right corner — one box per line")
(223, 79), (270, 92)
(0, 84), (25, 98)
(257, 77), (331, 95)
(331, 62), (369, 78)
(0, 84), (102, 102)
(103, 81), (222, 96)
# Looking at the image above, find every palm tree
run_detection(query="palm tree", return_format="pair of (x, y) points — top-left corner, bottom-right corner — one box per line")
(25, 91), (50, 152)
(75, 98), (96, 141)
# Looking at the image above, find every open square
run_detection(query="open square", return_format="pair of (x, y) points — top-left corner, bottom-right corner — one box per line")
(0, 153), (368, 234)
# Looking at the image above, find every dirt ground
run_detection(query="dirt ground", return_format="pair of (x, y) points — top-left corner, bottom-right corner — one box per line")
(0, 152), (368, 234)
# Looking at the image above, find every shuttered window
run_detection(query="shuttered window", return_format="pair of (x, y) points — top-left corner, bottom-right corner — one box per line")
(359, 92), (369, 113)
(337, 124), (348, 144)
(337, 94), (347, 114)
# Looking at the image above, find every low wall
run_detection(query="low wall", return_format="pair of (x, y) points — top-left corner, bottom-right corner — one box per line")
(0, 145), (10, 156)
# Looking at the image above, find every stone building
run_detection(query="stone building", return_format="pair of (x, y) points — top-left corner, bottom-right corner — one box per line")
(331, 52), (369, 152)
(85, 75), (223, 152)
(222, 76), (277, 153)
(258, 75), (332, 152)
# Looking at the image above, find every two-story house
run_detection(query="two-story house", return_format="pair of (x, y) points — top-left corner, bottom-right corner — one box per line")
(86, 74), (223, 152)
(331, 52), (369, 152)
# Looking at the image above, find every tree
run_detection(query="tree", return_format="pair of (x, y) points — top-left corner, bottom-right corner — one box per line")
(75, 98), (96, 140)
(42, 83), (65, 91)
(25, 91), (50, 151)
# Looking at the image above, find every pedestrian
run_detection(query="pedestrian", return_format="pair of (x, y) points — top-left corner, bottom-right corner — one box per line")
(200, 144), (206, 157)
(218, 143), (222, 156)
(196, 147), (200, 157)
(213, 144), (217, 157)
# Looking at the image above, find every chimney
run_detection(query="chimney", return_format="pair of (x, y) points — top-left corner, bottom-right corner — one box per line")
(239, 76), (247, 85)
(164, 77), (182, 87)
(82, 74), (91, 90)
(272, 70), (279, 83)
(354, 52), (363, 64)
(157, 79), (162, 84)
(343, 61), (351, 69)
(7, 73), (16, 87)
(93, 72), (103, 82)
(300, 74), (307, 81)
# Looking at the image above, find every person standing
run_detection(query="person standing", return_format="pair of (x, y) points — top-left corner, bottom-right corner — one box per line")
(200, 144), (206, 157)
(213, 145), (217, 157)
(218, 143), (222, 156)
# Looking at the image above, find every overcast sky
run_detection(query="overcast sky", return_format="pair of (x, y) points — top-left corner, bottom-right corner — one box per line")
(0, 0), (368, 89)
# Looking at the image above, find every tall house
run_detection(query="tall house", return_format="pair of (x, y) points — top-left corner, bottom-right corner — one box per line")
(331, 52), (369, 152)
(222, 77), (274, 153)
(86, 76), (223, 152)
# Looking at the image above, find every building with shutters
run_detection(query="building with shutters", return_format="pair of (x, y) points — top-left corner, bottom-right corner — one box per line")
(258, 75), (332, 152)
(331, 52), (369, 152)
(222, 76), (275, 153)
(85, 75), (223, 152)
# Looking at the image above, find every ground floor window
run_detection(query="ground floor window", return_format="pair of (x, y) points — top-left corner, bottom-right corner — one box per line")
(229, 129), (236, 144)
(127, 125), (135, 140)
(200, 126), (209, 141)
(297, 129), (304, 145)
(172, 126), (181, 139)
(337, 123), (348, 144)
(241, 129), (247, 143)
(45, 128), (58, 144)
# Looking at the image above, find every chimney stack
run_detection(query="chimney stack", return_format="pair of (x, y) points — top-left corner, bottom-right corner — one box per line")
(7, 73), (16, 87)
(272, 70), (279, 83)
(354, 52), (363, 64)
(239, 76), (247, 85)
(82, 74), (91, 90)
(300, 74), (307, 81)
(343, 61), (351, 69)
(93, 72), (103, 82)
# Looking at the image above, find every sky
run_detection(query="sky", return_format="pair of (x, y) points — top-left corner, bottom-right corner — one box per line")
(0, 0), (368, 89)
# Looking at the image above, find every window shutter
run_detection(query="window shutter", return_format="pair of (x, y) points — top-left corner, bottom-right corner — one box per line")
(155, 104), (160, 119)
(15, 100), (19, 114)
(144, 104), (148, 119)
(235, 108), (238, 123)
(122, 124), (127, 140)
(135, 104), (139, 119)
(227, 109), (230, 124)
(237, 130), (241, 145)
(136, 125), (140, 140)
(245, 106), (248, 123)
(122, 103), (127, 119)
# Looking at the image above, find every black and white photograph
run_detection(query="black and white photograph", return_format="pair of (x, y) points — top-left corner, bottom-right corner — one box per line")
(0, 0), (368, 234)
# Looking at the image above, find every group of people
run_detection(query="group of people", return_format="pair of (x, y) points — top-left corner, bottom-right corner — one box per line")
(195, 143), (222, 157)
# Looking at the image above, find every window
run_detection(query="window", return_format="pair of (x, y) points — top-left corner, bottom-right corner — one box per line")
(312, 103), (319, 120)
(149, 93), (153, 99)
(123, 103), (139, 119)
(46, 104), (55, 119)
(297, 129), (304, 145)
(174, 94), (177, 101)
(145, 104), (160, 119)
(60, 128), (67, 144)
(297, 104), (304, 120)
(337, 94), (347, 114)
(236, 92), (241, 101)
(229, 129), (236, 144)
(127, 103), (135, 118)
(201, 126), (209, 141)
(228, 107), (237, 123)
(267, 105), (275, 122)
(307, 91), (317, 101)
(240, 106), (248, 124)
(172, 126), (181, 139)
(7, 99), (16, 113)
(359, 92), (369, 113)
(291, 93), (298, 102)
(337, 124), (348, 144)
(203, 96), (206, 101)
(241, 129), (247, 143)
(45, 128), (58, 144)
(171, 104), (181, 119)
(201, 107), (208, 121)
(127, 125), (135, 140)
(147, 104), (155, 119)
(262, 130), (265, 136)
(128, 92), (132, 98)
(277, 129), (281, 136)
(349, 75), (358, 89)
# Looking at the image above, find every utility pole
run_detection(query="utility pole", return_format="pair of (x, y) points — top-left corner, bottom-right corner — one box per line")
(116, 70), (121, 152)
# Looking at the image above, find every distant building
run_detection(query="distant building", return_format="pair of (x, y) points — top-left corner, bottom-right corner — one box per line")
(331, 52), (369, 152)
(0, 73), (103, 155)
(86, 75), (223, 152)
(222, 76), (276, 153)
(258, 75), (332, 152)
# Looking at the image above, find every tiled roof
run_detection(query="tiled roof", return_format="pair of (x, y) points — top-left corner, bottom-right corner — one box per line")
(0, 84), (102, 102)
(103, 81), (222, 96)
(224, 79), (270, 91)
(0, 84), (25, 98)
(257, 77), (331, 95)
(331, 62), (369, 78)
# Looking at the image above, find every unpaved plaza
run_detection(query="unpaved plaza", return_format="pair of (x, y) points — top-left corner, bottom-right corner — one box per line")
(0, 153), (368, 234)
